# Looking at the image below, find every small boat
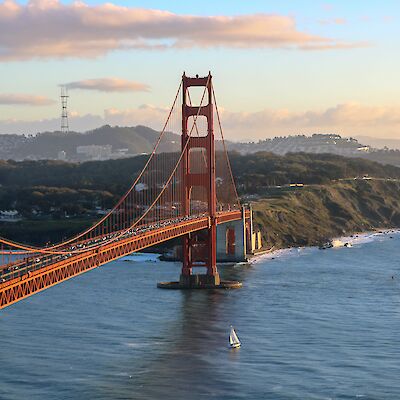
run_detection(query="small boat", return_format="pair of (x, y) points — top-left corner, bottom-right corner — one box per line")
(344, 242), (352, 248)
(319, 241), (333, 250)
(229, 326), (241, 349)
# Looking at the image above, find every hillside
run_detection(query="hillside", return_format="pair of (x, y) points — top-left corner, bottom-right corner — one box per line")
(228, 134), (400, 167)
(253, 179), (400, 249)
(356, 136), (400, 150)
(1, 152), (400, 247)
(2, 127), (400, 168)
(229, 152), (400, 190)
(0, 125), (180, 161)
(2, 151), (400, 193)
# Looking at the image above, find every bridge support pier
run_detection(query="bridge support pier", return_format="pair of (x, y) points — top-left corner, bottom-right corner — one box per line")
(157, 72), (242, 290)
(179, 272), (220, 287)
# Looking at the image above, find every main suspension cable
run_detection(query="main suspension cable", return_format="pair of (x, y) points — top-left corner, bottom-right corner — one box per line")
(0, 81), (183, 255)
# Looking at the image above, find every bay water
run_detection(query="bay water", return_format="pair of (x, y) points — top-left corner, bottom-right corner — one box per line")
(1, 232), (400, 399)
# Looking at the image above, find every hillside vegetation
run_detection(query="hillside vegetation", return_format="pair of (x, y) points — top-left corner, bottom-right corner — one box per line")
(0, 125), (179, 161)
(253, 179), (400, 249)
(229, 152), (400, 191)
(1, 151), (399, 192)
(1, 152), (400, 247)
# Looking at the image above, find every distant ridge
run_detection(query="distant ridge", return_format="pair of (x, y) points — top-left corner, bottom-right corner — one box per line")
(1, 127), (400, 167)
(228, 133), (368, 156)
(355, 136), (400, 150)
(0, 125), (180, 162)
(227, 134), (400, 167)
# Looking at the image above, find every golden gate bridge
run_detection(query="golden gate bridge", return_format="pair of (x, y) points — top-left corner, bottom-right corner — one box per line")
(0, 73), (250, 309)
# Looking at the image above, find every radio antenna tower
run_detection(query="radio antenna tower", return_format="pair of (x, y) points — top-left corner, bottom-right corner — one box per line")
(60, 86), (69, 133)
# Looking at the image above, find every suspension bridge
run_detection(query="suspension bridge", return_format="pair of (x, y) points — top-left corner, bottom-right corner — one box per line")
(0, 73), (251, 310)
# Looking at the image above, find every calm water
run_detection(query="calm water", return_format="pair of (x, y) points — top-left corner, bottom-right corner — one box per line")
(1, 232), (400, 400)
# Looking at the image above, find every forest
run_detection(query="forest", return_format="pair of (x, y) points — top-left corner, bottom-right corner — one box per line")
(1, 152), (400, 215)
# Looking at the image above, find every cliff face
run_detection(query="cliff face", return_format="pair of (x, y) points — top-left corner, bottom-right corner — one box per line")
(252, 180), (400, 249)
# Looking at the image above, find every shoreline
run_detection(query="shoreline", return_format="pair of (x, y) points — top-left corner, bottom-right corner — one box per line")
(250, 228), (400, 264)
(123, 228), (400, 265)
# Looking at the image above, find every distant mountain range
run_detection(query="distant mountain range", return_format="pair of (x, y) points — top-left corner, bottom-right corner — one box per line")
(228, 134), (400, 167)
(355, 136), (400, 150)
(229, 133), (368, 156)
(1, 126), (399, 167)
(0, 125), (180, 162)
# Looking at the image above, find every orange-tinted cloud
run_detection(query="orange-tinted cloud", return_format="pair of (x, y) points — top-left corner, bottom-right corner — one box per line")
(65, 78), (150, 92)
(0, 93), (55, 106)
(103, 103), (400, 140)
(0, 0), (361, 61)
(218, 103), (400, 139)
(104, 105), (169, 128)
(2, 102), (399, 139)
(318, 18), (347, 25)
(0, 112), (103, 134)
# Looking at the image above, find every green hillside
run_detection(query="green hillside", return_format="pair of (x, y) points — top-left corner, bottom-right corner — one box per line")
(1, 151), (400, 247)
(253, 179), (400, 249)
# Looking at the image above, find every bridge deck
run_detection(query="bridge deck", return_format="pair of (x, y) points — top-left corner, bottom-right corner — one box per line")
(0, 211), (245, 309)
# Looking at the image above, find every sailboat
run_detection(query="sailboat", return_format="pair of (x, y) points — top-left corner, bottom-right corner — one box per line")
(229, 326), (241, 349)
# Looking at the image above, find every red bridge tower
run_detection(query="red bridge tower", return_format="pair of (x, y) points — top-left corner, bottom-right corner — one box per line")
(180, 72), (220, 287)
(157, 72), (243, 290)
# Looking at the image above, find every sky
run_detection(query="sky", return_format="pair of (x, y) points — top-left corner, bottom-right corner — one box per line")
(0, 0), (399, 141)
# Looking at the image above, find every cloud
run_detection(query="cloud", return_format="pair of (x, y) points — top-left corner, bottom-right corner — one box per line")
(0, 105), (167, 134)
(0, 113), (103, 134)
(383, 16), (395, 23)
(64, 78), (150, 92)
(218, 103), (400, 139)
(100, 103), (400, 139)
(0, 0), (362, 61)
(0, 93), (55, 106)
(1, 102), (399, 139)
(103, 104), (169, 129)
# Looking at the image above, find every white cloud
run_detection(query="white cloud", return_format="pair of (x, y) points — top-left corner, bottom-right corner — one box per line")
(1, 102), (399, 139)
(0, 93), (55, 106)
(0, 0), (362, 61)
(64, 78), (150, 92)
(104, 104), (169, 129)
(0, 113), (103, 134)
(218, 103), (400, 139)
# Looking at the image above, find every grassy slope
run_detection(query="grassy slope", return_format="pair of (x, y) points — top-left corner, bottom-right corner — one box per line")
(252, 180), (400, 249)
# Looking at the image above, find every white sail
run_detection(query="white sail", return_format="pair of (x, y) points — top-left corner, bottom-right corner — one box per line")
(229, 327), (241, 347)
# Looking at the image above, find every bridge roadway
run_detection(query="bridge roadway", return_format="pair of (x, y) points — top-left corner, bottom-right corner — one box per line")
(0, 210), (245, 309)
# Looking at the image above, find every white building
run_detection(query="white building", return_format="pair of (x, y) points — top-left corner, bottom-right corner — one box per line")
(76, 145), (112, 160)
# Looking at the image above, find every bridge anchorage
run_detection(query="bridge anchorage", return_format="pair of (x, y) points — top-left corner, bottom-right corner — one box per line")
(0, 72), (251, 309)
(158, 72), (243, 290)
